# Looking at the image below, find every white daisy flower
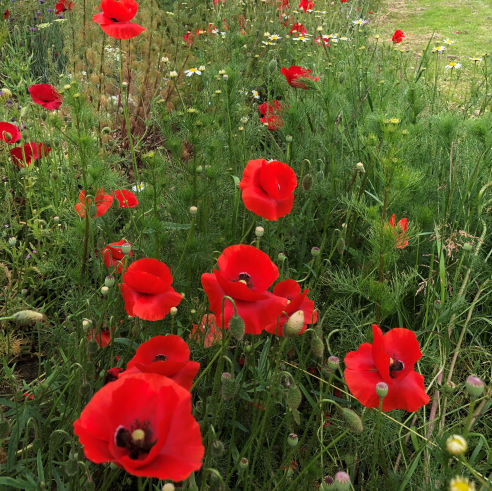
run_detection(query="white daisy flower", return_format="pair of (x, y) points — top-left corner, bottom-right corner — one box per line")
(269, 34), (282, 41)
(443, 38), (454, 45)
(445, 62), (462, 70)
(184, 67), (202, 76)
(293, 35), (310, 42)
(252, 90), (260, 99)
(132, 183), (145, 193)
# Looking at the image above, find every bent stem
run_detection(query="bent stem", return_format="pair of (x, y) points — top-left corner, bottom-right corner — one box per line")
(371, 398), (384, 488)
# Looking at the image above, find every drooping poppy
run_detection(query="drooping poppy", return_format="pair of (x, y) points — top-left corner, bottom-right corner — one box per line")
(120, 258), (182, 321)
(124, 335), (200, 391)
(298, 0), (314, 12)
(28, 84), (63, 110)
(102, 239), (133, 273)
(265, 279), (317, 336)
(93, 0), (145, 40)
(73, 372), (204, 480)
(88, 325), (116, 348)
(289, 22), (306, 35)
(10, 142), (51, 167)
(189, 313), (222, 348)
(388, 214), (409, 249)
(114, 189), (138, 208)
(392, 29), (405, 43)
(75, 189), (114, 218)
(55, 0), (73, 14)
(201, 245), (288, 335)
(0, 122), (21, 144)
(281, 65), (319, 89)
(239, 158), (297, 221)
(344, 324), (430, 411)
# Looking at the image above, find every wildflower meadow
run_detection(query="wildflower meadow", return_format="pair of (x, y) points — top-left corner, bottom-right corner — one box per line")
(0, 0), (491, 489)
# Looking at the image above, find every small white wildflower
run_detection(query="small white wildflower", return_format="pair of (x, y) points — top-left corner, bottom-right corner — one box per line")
(184, 67), (202, 77)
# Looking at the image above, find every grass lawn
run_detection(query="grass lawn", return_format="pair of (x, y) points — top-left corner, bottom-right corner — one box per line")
(376, 0), (492, 60)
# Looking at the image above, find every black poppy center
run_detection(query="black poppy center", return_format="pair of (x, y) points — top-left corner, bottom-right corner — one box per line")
(234, 272), (253, 288)
(110, 17), (120, 22)
(389, 358), (404, 378)
(153, 354), (167, 362)
(115, 422), (156, 460)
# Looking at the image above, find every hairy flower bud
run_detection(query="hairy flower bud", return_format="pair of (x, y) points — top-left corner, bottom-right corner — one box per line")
(104, 275), (115, 288)
(340, 408), (364, 434)
(311, 334), (324, 359)
(376, 381), (388, 399)
(334, 471), (351, 490)
(221, 372), (236, 400)
(12, 310), (46, 326)
(287, 433), (298, 447)
(286, 385), (302, 410)
(465, 375), (484, 398)
(229, 314), (245, 341)
(327, 356), (340, 371)
(284, 310), (304, 337)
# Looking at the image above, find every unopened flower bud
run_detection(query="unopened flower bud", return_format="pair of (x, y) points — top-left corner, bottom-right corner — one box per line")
(334, 471), (351, 490)
(356, 162), (365, 173)
(311, 334), (324, 359)
(121, 81), (128, 88)
(100, 286), (109, 296)
(286, 385), (302, 410)
(82, 319), (92, 330)
(8, 237), (17, 247)
(327, 356), (339, 371)
(376, 381), (388, 399)
(465, 375), (484, 398)
(121, 242), (132, 255)
(87, 339), (99, 355)
(169, 71), (178, 78)
(434, 299), (442, 310)
(285, 135), (293, 143)
(170, 307), (178, 317)
(53, 216), (60, 223)
(340, 408), (364, 434)
(302, 174), (313, 191)
(311, 246), (321, 257)
(189, 206), (198, 216)
(278, 252), (287, 262)
(104, 275), (115, 288)
(320, 475), (336, 490)
(211, 439), (225, 457)
(446, 435), (468, 456)
(63, 458), (79, 477)
(255, 226), (264, 237)
(12, 310), (46, 325)
(239, 457), (249, 470)
(284, 310), (305, 337)
(229, 313), (245, 341)
(288, 433), (298, 447)
(221, 372), (236, 400)
(162, 484), (175, 491)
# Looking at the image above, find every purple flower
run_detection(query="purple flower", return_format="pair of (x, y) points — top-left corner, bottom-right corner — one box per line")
(26, 254), (31, 259)
(29, 27), (37, 31)
(47, 7), (54, 11)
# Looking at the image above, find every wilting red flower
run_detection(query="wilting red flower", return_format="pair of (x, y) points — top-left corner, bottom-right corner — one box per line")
(102, 240), (133, 273)
(75, 189), (114, 218)
(3, 9), (9, 19)
(201, 245), (287, 335)
(298, 0), (314, 12)
(88, 326), (116, 348)
(265, 279), (317, 336)
(0, 122), (21, 144)
(258, 100), (285, 131)
(344, 324), (430, 411)
(125, 335), (200, 390)
(190, 314), (222, 348)
(388, 214), (408, 249)
(289, 22), (306, 35)
(114, 189), (138, 208)
(73, 372), (204, 480)
(121, 258), (182, 321)
(28, 84), (63, 110)
(55, 0), (73, 14)
(10, 142), (51, 167)
(240, 158), (297, 220)
(281, 65), (319, 89)
(93, 0), (145, 39)
(392, 29), (405, 43)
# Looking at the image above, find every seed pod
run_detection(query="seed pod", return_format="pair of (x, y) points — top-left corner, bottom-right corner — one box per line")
(229, 314), (245, 341)
(311, 334), (324, 359)
(286, 385), (302, 410)
(340, 408), (363, 434)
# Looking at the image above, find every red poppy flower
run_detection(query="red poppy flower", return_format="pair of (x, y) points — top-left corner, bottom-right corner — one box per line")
(239, 158), (297, 221)
(258, 101), (285, 131)
(114, 189), (138, 208)
(392, 29), (405, 43)
(289, 23), (306, 35)
(281, 65), (319, 89)
(105, 366), (124, 383)
(313, 35), (330, 46)
(75, 189), (114, 218)
(340, 0), (347, 3)
(388, 214), (409, 249)
(55, 0), (73, 14)
(189, 313), (222, 348)
(93, 0), (145, 40)
(201, 245), (288, 335)
(102, 240), (133, 273)
(278, 0), (289, 10)
(0, 122), (21, 144)
(10, 142), (51, 167)
(344, 324), (430, 412)
(88, 326), (116, 348)
(265, 279), (317, 336)
(124, 335), (200, 391)
(298, 0), (314, 12)
(3, 10), (9, 19)
(73, 372), (204, 480)
(120, 258), (182, 321)
(28, 84), (63, 110)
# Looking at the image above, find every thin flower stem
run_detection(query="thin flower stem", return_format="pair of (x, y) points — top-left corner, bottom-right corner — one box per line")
(371, 398), (384, 488)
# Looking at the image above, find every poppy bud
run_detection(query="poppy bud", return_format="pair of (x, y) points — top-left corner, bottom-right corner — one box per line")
(327, 356), (339, 371)
(284, 310), (304, 337)
(446, 435), (467, 456)
(356, 162), (365, 173)
(211, 439), (225, 457)
(285, 135), (293, 143)
(82, 319), (92, 331)
(189, 206), (198, 216)
(287, 433), (298, 447)
(162, 484), (175, 491)
(434, 299), (442, 310)
(376, 381), (388, 399)
(87, 339), (99, 356)
(334, 471), (351, 490)
(63, 458), (79, 477)
(170, 307), (178, 317)
(286, 385), (302, 410)
(239, 457), (249, 470)
(8, 237), (16, 247)
(311, 246), (321, 257)
(221, 372), (236, 400)
(255, 226), (264, 237)
(278, 252), (287, 262)
(302, 174), (313, 191)
(311, 334), (324, 359)
(53, 216), (60, 223)
(340, 408), (363, 434)
(320, 475), (336, 490)
(229, 313), (245, 341)
(121, 242), (132, 255)
(465, 375), (484, 398)
(104, 275), (115, 288)
(100, 286), (109, 296)
(12, 310), (46, 326)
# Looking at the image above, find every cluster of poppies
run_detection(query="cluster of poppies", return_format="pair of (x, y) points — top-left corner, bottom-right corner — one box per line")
(74, 188), (139, 218)
(74, 335), (204, 480)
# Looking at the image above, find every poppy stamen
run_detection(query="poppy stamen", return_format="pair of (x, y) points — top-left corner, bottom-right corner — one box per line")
(115, 421), (156, 459)
(235, 272), (253, 288)
(153, 354), (167, 361)
(389, 357), (404, 378)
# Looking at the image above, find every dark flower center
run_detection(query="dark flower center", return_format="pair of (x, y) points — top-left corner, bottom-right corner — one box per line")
(110, 17), (120, 22)
(389, 357), (404, 378)
(153, 354), (167, 361)
(115, 421), (156, 459)
(234, 272), (253, 288)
